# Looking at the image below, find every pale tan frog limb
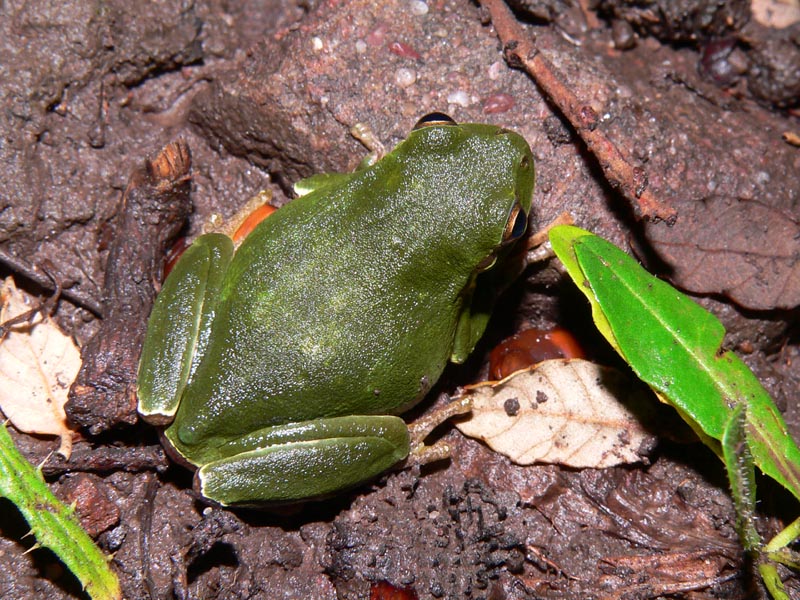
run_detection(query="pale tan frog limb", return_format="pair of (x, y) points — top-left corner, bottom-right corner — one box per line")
(202, 190), (275, 249)
(406, 394), (473, 465)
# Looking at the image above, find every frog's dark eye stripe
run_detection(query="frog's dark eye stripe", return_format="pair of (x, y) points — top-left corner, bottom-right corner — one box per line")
(503, 202), (528, 243)
(413, 112), (457, 130)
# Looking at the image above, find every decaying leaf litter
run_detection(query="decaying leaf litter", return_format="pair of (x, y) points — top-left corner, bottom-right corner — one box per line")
(0, 0), (798, 598)
(0, 278), (80, 457)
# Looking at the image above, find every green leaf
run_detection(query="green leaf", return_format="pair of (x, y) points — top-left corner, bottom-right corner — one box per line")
(549, 226), (619, 353)
(548, 225), (800, 503)
(0, 424), (121, 599)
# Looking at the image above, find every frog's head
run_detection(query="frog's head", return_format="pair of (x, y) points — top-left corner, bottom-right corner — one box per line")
(399, 113), (535, 278)
(383, 113), (535, 362)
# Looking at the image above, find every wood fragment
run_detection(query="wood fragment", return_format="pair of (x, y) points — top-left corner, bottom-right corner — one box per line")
(66, 141), (192, 434)
(41, 443), (170, 477)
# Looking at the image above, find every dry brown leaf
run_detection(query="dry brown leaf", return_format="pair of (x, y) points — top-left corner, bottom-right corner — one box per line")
(455, 359), (657, 468)
(0, 277), (79, 457)
(752, 0), (800, 28)
(645, 196), (800, 310)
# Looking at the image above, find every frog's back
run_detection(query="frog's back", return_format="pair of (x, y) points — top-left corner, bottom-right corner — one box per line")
(177, 123), (533, 446)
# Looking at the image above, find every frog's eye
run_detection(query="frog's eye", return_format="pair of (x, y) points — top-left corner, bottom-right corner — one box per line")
(502, 202), (528, 243)
(413, 112), (457, 130)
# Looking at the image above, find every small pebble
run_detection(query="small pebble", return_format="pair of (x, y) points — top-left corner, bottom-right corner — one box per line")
(483, 92), (514, 114)
(503, 397), (521, 417)
(611, 19), (636, 50)
(447, 90), (470, 107)
(395, 68), (417, 88)
(409, 0), (429, 16)
(389, 41), (421, 60)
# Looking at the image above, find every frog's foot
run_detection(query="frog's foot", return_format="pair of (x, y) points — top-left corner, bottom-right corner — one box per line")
(194, 415), (410, 506)
(201, 190), (275, 245)
(406, 394), (472, 466)
(350, 122), (386, 167)
(523, 211), (574, 266)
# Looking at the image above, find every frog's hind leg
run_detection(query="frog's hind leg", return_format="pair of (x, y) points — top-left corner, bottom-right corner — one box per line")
(138, 233), (233, 425)
(196, 415), (410, 506)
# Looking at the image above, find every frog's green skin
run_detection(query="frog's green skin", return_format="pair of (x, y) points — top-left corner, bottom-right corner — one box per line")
(137, 117), (535, 506)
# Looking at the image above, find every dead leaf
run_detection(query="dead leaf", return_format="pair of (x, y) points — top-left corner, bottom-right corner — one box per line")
(752, 0), (800, 28)
(0, 277), (79, 457)
(455, 359), (657, 469)
(645, 196), (800, 310)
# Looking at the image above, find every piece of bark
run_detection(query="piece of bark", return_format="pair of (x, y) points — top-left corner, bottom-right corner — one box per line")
(41, 443), (170, 477)
(66, 141), (192, 434)
(56, 473), (121, 538)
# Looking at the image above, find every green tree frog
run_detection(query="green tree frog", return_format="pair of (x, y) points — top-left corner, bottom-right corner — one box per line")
(137, 114), (535, 506)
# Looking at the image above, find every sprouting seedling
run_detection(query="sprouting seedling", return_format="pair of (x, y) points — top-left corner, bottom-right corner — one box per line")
(548, 225), (800, 599)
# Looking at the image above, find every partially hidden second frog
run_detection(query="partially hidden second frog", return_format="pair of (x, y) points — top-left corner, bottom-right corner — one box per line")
(137, 114), (535, 506)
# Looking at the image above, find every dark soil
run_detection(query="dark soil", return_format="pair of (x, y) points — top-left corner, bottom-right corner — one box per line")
(1, 0), (798, 598)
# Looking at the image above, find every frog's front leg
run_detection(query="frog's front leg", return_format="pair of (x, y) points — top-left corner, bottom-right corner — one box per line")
(195, 416), (410, 506)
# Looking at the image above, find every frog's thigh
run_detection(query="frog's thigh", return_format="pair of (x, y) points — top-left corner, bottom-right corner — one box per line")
(138, 233), (233, 422)
(197, 415), (410, 505)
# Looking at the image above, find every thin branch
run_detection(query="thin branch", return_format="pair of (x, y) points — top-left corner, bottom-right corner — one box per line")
(482, 0), (677, 223)
(0, 248), (104, 316)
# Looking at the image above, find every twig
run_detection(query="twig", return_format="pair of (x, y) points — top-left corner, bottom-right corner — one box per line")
(40, 443), (170, 476)
(0, 260), (64, 342)
(481, 0), (677, 224)
(0, 248), (104, 316)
